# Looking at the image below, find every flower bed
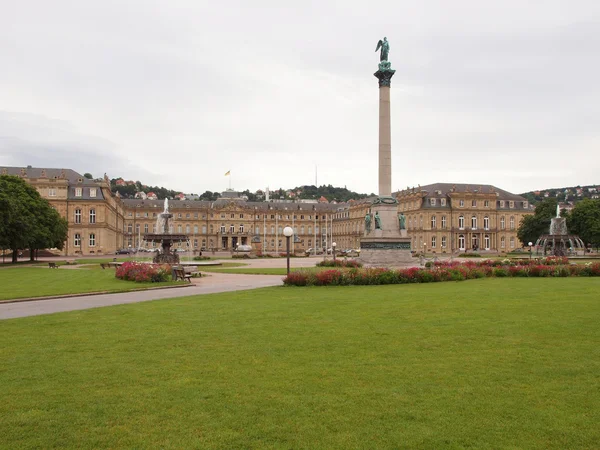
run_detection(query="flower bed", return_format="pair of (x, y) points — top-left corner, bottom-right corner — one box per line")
(283, 258), (600, 286)
(115, 262), (171, 283)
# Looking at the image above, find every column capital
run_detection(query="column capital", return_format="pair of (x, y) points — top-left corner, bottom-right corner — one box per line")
(374, 63), (396, 87)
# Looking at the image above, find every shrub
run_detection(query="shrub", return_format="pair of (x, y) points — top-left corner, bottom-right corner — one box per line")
(316, 259), (363, 268)
(283, 272), (309, 286)
(458, 253), (481, 258)
(115, 262), (171, 283)
(193, 256), (211, 261)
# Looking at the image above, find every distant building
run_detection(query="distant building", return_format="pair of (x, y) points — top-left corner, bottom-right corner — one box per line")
(134, 191), (147, 200)
(146, 192), (158, 200)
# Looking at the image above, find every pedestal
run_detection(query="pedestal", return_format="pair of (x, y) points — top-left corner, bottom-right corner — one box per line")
(360, 203), (412, 266)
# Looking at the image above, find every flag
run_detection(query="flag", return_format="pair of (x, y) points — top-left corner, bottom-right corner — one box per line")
(224, 170), (230, 176)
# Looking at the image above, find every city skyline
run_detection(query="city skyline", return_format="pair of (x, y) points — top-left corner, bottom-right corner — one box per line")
(1, 0), (599, 195)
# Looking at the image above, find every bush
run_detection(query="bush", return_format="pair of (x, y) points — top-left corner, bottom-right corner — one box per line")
(193, 256), (211, 261)
(316, 259), (362, 268)
(458, 253), (481, 258)
(115, 262), (171, 283)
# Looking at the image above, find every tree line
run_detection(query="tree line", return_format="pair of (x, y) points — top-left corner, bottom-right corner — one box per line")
(0, 176), (68, 263)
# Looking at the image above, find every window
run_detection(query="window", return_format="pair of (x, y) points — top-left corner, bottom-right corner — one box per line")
(177, 225), (182, 233)
(239, 224), (244, 233)
(471, 216), (477, 229)
(510, 237), (515, 248)
(301, 225), (305, 234)
(231, 213), (235, 219)
(458, 234), (465, 250)
(472, 200), (477, 207)
(136, 224), (140, 233)
(430, 198), (436, 206)
(501, 236), (505, 248)
(500, 216), (505, 229)
(74, 233), (81, 247)
(441, 216), (447, 229)
(278, 226), (283, 234)
(301, 215), (304, 219)
(484, 235), (490, 250)
(308, 226), (312, 234)
(484, 200), (489, 207)
(440, 198), (446, 206)
(431, 236), (436, 248)
(270, 226), (275, 234)
(459, 200), (464, 207)
(220, 225), (225, 233)
(458, 215), (465, 229)
(229, 224), (235, 233)
(523, 201), (528, 209)
(441, 236), (447, 248)
(240, 214), (244, 219)
(510, 216), (515, 230)
(255, 226), (259, 234)
(500, 200), (505, 208)
(75, 209), (81, 224)
(194, 225), (198, 234)
(89, 209), (96, 224)
(89, 233), (95, 247)
(431, 216), (437, 228)
(509, 201), (514, 208)
(127, 224), (132, 233)
(484, 216), (489, 230)
(221, 214), (225, 219)
(152, 224), (156, 233)
(75, 187), (82, 197)
(90, 188), (97, 198)
(144, 224), (149, 233)
(185, 225), (190, 234)
(201, 225), (206, 234)
(48, 188), (56, 197)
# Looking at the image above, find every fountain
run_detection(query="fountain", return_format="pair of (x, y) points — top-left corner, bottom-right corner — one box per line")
(143, 198), (188, 264)
(534, 204), (585, 256)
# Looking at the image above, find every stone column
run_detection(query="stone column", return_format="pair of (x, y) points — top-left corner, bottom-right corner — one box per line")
(374, 68), (395, 198)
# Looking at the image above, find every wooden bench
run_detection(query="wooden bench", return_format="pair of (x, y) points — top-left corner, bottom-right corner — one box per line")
(174, 268), (192, 283)
(100, 263), (108, 269)
(48, 262), (58, 269)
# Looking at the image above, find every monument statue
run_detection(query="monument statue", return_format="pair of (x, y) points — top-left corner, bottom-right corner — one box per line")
(398, 212), (406, 230)
(365, 212), (372, 233)
(374, 212), (382, 230)
(375, 37), (390, 62)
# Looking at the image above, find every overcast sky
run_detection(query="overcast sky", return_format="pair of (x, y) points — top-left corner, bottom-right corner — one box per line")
(1, 0), (598, 196)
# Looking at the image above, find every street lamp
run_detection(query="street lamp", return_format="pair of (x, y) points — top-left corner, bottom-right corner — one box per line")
(332, 242), (337, 261)
(528, 241), (533, 260)
(283, 226), (294, 275)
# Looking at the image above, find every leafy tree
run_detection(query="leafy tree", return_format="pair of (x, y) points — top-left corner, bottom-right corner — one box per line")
(517, 198), (558, 246)
(83, 173), (93, 179)
(0, 175), (67, 263)
(567, 199), (600, 249)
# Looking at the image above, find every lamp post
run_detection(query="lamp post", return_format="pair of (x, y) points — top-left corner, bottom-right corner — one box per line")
(332, 242), (337, 262)
(283, 226), (294, 275)
(528, 241), (533, 260)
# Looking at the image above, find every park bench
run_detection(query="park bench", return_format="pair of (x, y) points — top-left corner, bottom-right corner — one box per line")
(100, 263), (108, 269)
(48, 262), (58, 269)
(183, 266), (201, 277)
(174, 268), (192, 283)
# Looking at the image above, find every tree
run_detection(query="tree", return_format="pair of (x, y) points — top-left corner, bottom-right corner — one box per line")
(83, 173), (93, 179)
(567, 199), (600, 249)
(0, 175), (67, 263)
(517, 198), (558, 246)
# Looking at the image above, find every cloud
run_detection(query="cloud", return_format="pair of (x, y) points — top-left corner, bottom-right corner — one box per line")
(0, 0), (599, 196)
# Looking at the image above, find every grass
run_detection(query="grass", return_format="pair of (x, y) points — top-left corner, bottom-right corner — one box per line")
(0, 267), (181, 300)
(1, 278), (599, 448)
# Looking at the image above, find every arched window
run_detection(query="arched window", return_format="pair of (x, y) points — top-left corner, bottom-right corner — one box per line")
(431, 236), (436, 248)
(431, 216), (437, 229)
(89, 208), (96, 224)
(194, 225), (199, 234)
(483, 216), (489, 230)
(301, 225), (305, 235)
(471, 216), (477, 229)
(89, 233), (96, 247)
(185, 225), (190, 234)
(484, 234), (490, 250)
(510, 236), (515, 248)
(229, 224), (234, 233)
(74, 233), (81, 247)
(239, 224), (244, 233)
(308, 226), (312, 235)
(500, 236), (505, 248)
(458, 215), (465, 229)
(500, 216), (505, 230)
(178, 225), (183, 233)
(458, 234), (465, 250)
(441, 236), (447, 248)
(144, 224), (148, 233)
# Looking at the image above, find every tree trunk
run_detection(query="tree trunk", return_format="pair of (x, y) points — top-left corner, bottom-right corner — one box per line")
(30, 248), (35, 262)
(12, 249), (18, 263)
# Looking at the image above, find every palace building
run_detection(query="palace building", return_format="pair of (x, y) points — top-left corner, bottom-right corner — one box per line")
(2, 166), (532, 256)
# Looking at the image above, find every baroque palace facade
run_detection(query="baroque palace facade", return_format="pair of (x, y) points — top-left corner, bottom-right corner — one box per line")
(3, 167), (532, 256)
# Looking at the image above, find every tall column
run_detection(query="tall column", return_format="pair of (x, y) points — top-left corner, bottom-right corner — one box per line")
(378, 86), (392, 197)
(374, 68), (395, 198)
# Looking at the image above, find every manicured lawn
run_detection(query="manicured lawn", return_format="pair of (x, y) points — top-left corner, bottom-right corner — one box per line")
(1, 278), (599, 448)
(0, 267), (181, 300)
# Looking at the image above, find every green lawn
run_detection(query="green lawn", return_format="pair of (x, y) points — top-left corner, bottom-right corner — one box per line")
(1, 278), (599, 448)
(0, 267), (181, 300)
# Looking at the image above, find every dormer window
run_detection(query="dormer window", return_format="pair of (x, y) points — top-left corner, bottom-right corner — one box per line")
(75, 187), (82, 197)
(500, 200), (505, 208)
(430, 198), (436, 206)
(459, 200), (465, 207)
(472, 200), (477, 207)
(509, 201), (514, 208)
(523, 201), (528, 209)
(89, 188), (97, 198)
(440, 198), (446, 206)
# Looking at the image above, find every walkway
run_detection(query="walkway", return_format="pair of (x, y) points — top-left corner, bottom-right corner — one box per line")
(0, 272), (284, 320)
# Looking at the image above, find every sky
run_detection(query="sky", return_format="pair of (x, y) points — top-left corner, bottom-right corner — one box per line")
(1, 0), (599, 196)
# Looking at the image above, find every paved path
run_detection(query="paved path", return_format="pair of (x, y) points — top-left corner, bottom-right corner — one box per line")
(0, 272), (284, 320)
